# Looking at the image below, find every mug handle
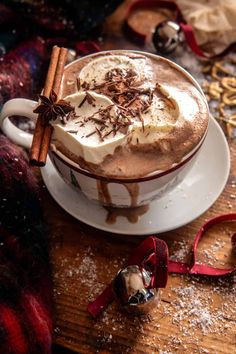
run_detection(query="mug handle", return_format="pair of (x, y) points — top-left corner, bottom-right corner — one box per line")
(0, 98), (38, 149)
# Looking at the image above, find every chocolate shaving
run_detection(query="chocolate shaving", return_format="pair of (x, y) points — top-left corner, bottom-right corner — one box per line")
(107, 79), (123, 85)
(85, 91), (95, 104)
(148, 89), (154, 103)
(113, 91), (127, 97)
(78, 95), (87, 108)
(90, 117), (105, 124)
(139, 96), (152, 112)
(66, 129), (78, 134)
(78, 92), (96, 108)
(129, 108), (136, 117)
(85, 130), (96, 138)
(95, 127), (104, 141)
(76, 77), (81, 91)
(102, 129), (114, 138)
(70, 113), (80, 119)
(113, 124), (117, 136)
(94, 82), (106, 89)
(117, 105), (129, 112)
(124, 78), (135, 87)
(125, 69), (137, 77)
(120, 121), (132, 126)
(102, 104), (115, 111)
(105, 71), (113, 81)
(142, 108), (150, 114)
(124, 94), (138, 107)
(81, 81), (90, 90)
(86, 104), (115, 122)
(107, 83), (119, 92)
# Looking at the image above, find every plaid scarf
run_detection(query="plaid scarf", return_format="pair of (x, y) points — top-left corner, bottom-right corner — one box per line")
(0, 135), (52, 354)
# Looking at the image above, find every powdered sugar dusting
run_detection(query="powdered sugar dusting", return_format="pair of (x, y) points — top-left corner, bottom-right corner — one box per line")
(52, 227), (236, 353)
(169, 240), (190, 262)
(90, 274), (235, 353)
(172, 285), (223, 334)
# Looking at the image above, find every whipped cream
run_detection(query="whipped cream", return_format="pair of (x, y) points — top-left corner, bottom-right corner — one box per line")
(52, 91), (129, 164)
(52, 54), (206, 165)
(79, 55), (153, 89)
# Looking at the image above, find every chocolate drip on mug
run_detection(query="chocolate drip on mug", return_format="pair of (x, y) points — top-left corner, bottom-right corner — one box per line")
(97, 181), (139, 208)
(97, 180), (112, 205)
(105, 204), (149, 224)
(97, 179), (147, 224)
(123, 183), (139, 207)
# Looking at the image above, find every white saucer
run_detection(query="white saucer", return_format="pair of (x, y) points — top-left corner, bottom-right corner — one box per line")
(41, 117), (230, 235)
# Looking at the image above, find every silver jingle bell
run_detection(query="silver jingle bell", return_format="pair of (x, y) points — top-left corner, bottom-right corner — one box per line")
(153, 20), (181, 54)
(113, 265), (160, 313)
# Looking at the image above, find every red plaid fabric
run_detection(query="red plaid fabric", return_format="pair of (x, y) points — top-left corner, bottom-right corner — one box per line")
(0, 134), (52, 354)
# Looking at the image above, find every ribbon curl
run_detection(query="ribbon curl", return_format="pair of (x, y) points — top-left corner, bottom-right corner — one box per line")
(169, 213), (236, 276)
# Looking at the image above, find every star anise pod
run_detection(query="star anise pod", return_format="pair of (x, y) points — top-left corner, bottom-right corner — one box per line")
(33, 90), (74, 125)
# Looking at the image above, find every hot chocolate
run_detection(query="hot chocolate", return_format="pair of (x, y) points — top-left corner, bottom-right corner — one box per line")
(50, 51), (209, 178)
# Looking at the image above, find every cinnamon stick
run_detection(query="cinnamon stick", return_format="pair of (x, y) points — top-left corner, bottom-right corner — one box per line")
(38, 47), (68, 165)
(52, 47), (68, 94)
(30, 46), (68, 166)
(29, 117), (45, 166)
(37, 125), (53, 166)
(30, 46), (60, 165)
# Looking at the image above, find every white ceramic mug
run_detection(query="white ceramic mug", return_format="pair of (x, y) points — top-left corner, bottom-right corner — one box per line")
(0, 51), (209, 208)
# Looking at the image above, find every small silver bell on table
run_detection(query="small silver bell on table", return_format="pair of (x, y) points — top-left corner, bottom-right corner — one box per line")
(113, 265), (160, 313)
(152, 20), (181, 54)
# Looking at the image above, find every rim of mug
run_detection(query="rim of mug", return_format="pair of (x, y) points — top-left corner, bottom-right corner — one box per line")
(51, 50), (209, 183)
(50, 133), (206, 183)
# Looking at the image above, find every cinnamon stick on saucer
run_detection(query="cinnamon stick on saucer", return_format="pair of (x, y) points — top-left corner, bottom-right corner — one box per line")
(30, 46), (68, 166)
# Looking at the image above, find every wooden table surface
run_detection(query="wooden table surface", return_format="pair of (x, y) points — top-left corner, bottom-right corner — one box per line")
(40, 2), (236, 353)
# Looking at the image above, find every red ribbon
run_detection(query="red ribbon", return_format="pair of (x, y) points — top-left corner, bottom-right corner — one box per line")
(88, 213), (236, 318)
(169, 213), (236, 276)
(125, 0), (234, 58)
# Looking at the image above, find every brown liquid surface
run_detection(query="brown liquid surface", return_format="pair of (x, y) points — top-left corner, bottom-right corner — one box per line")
(54, 51), (208, 179)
